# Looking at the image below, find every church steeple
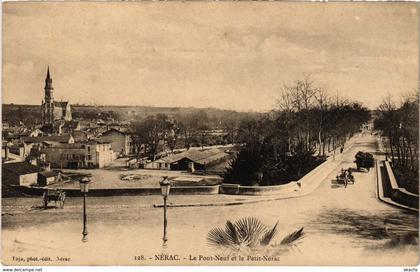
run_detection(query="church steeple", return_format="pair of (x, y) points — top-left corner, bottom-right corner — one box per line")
(44, 66), (54, 101)
(46, 66), (51, 80)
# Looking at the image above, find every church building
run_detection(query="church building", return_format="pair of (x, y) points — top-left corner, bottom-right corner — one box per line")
(41, 67), (73, 133)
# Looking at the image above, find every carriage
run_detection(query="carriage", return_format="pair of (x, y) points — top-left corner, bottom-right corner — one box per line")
(354, 151), (374, 171)
(336, 168), (355, 188)
(42, 188), (66, 209)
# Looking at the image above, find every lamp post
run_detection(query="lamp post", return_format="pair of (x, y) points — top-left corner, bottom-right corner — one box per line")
(159, 176), (171, 246)
(79, 177), (91, 243)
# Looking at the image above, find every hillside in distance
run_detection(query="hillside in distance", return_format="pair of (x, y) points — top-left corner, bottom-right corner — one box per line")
(2, 104), (261, 128)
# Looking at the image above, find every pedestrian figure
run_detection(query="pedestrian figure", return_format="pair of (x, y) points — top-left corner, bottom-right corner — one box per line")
(340, 145), (344, 153)
(339, 168), (348, 188)
(346, 168), (354, 183)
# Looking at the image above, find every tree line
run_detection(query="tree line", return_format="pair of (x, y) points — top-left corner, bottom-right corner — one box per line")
(131, 110), (257, 160)
(224, 77), (371, 186)
(374, 91), (418, 193)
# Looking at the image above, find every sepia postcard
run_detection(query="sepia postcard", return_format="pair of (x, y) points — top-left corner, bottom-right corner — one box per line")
(1, 1), (419, 268)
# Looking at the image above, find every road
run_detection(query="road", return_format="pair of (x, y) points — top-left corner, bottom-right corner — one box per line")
(2, 133), (418, 266)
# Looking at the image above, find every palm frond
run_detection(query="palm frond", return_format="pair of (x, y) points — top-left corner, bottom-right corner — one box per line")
(235, 217), (267, 247)
(260, 221), (279, 246)
(225, 220), (241, 245)
(207, 227), (231, 246)
(279, 227), (305, 245)
(207, 218), (305, 255)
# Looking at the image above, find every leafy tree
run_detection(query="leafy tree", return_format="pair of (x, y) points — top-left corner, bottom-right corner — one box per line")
(285, 141), (316, 180)
(132, 114), (172, 160)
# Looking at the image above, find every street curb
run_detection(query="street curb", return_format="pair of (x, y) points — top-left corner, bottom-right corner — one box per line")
(153, 193), (303, 208)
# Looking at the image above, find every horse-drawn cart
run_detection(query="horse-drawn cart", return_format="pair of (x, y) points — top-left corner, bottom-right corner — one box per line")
(354, 151), (374, 171)
(336, 168), (355, 188)
(42, 188), (66, 209)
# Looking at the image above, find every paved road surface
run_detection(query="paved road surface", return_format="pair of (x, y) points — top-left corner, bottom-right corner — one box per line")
(2, 134), (418, 266)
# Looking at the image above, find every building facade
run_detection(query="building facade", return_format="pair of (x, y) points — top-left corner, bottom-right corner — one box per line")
(97, 129), (132, 156)
(42, 140), (114, 169)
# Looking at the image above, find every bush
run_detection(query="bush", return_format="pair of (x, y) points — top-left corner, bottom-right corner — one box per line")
(224, 141), (325, 186)
(223, 148), (264, 186)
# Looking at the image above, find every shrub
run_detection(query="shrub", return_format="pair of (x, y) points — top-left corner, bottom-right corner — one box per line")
(224, 140), (324, 186)
(207, 217), (304, 255)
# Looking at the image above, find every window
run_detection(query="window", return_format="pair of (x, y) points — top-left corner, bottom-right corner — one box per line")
(87, 155), (92, 160)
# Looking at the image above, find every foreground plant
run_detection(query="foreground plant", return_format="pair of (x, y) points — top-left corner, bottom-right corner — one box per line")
(207, 217), (304, 255)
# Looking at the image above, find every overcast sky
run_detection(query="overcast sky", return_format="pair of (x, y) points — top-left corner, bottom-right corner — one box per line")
(3, 2), (419, 112)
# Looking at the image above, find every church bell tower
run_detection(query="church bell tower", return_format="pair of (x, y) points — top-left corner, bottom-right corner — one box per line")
(41, 66), (55, 125)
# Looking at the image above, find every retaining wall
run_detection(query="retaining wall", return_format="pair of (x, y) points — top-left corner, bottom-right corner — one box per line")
(11, 185), (220, 197)
(383, 161), (419, 209)
(220, 159), (334, 196)
(219, 181), (298, 196)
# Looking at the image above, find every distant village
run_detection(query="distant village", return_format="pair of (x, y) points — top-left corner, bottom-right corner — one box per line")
(2, 68), (239, 188)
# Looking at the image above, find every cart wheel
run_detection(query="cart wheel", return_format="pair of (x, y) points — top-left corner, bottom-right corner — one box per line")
(42, 192), (48, 209)
(59, 192), (66, 209)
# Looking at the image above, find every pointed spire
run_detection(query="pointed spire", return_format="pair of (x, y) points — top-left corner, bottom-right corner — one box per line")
(46, 66), (51, 80)
(45, 65), (53, 93)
